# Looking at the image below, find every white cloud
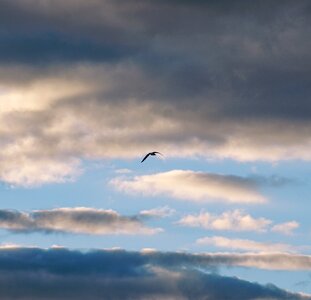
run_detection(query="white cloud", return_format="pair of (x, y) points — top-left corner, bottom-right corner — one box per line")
(111, 170), (267, 204)
(115, 168), (133, 174)
(140, 206), (176, 218)
(178, 210), (271, 232)
(0, 243), (23, 249)
(0, 157), (81, 188)
(178, 210), (299, 235)
(194, 251), (311, 271)
(196, 236), (295, 253)
(272, 221), (299, 235)
(140, 248), (157, 253)
(215, 252), (311, 271)
(0, 73), (94, 113)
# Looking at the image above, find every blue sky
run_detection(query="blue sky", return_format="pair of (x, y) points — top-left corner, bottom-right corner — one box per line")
(1, 1), (311, 299)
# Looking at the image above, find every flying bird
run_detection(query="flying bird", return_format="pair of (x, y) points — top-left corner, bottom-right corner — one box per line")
(141, 151), (163, 163)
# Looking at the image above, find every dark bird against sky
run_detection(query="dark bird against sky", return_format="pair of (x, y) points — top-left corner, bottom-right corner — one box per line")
(141, 152), (163, 163)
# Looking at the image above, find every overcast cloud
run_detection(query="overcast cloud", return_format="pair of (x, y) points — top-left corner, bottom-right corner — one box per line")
(0, 1), (311, 185)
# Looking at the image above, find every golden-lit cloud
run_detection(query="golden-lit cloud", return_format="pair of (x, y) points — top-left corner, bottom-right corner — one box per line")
(112, 170), (267, 204)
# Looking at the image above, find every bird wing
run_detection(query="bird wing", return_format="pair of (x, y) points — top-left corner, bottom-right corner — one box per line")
(141, 153), (151, 163)
(154, 152), (163, 156)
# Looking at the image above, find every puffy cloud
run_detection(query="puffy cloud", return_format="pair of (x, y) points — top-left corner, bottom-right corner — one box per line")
(0, 157), (81, 188)
(178, 210), (299, 235)
(111, 170), (267, 204)
(0, 247), (309, 299)
(0, 207), (163, 235)
(196, 236), (295, 253)
(178, 210), (272, 232)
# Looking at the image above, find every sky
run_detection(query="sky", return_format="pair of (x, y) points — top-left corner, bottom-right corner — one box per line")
(1, 0), (311, 299)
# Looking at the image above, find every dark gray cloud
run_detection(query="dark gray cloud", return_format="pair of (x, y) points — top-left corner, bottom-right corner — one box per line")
(0, 247), (308, 300)
(0, 208), (162, 235)
(0, 31), (129, 64)
(1, 1), (311, 185)
(2, 0), (311, 108)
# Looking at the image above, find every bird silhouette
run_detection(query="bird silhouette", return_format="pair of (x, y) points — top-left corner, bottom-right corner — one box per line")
(141, 151), (163, 163)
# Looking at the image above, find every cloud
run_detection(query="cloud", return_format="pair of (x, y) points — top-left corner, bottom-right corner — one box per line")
(0, 207), (163, 235)
(271, 221), (300, 235)
(178, 209), (272, 232)
(0, 247), (309, 299)
(115, 168), (133, 174)
(1, 1), (311, 186)
(112, 170), (267, 204)
(139, 206), (176, 218)
(0, 243), (24, 249)
(178, 209), (299, 235)
(0, 157), (81, 188)
(196, 236), (295, 253)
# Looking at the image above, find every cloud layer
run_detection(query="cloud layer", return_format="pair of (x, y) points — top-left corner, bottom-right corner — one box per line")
(1, 1), (311, 185)
(112, 170), (268, 204)
(0, 207), (163, 235)
(0, 247), (309, 299)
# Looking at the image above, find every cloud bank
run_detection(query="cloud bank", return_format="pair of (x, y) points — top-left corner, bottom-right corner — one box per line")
(1, 1), (311, 185)
(0, 247), (309, 299)
(0, 207), (163, 235)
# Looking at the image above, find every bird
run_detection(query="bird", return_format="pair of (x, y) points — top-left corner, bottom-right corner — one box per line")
(141, 151), (163, 163)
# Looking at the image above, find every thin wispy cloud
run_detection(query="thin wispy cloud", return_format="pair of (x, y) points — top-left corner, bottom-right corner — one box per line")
(196, 236), (296, 253)
(112, 170), (267, 204)
(271, 221), (300, 235)
(115, 168), (133, 174)
(139, 206), (176, 218)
